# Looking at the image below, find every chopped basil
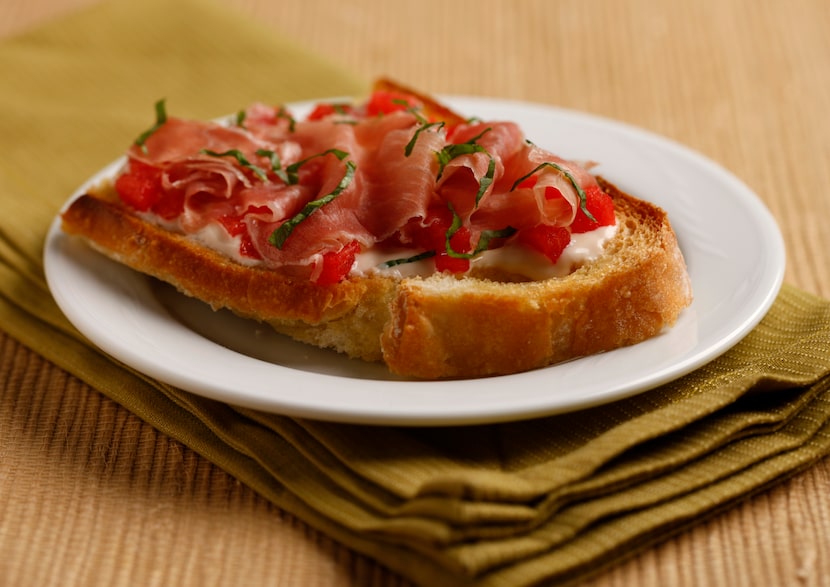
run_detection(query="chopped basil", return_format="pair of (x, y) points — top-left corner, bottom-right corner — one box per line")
(434, 127), (495, 206)
(435, 145), (496, 206)
(435, 142), (482, 179)
(474, 226), (517, 254)
(404, 121), (444, 156)
(269, 160), (357, 249)
(276, 106), (296, 132)
(443, 203), (516, 259)
(380, 250), (436, 268)
(404, 104), (428, 125)
(475, 156), (496, 204)
(254, 147), (349, 186)
(236, 106), (293, 130)
(381, 221), (515, 268)
(200, 149), (269, 182)
(134, 99), (168, 153)
(255, 149), (290, 184)
(510, 161), (596, 222)
(435, 127), (492, 179)
(288, 148), (348, 172)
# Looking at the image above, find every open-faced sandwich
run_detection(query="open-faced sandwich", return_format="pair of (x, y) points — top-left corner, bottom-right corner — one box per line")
(61, 79), (692, 379)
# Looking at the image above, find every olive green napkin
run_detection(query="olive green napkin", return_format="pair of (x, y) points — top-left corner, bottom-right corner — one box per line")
(3, 1), (830, 586)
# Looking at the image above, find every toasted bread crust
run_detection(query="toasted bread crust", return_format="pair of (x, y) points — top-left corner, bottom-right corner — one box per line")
(60, 189), (395, 323)
(61, 178), (691, 379)
(381, 179), (692, 377)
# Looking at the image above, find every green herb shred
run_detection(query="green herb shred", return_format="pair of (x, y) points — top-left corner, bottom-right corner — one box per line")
(381, 250), (436, 268)
(269, 160), (357, 249)
(435, 127), (492, 180)
(254, 147), (349, 186)
(200, 149), (269, 182)
(134, 99), (168, 153)
(404, 121), (444, 156)
(255, 149), (290, 184)
(276, 106), (296, 132)
(510, 161), (596, 222)
(474, 156), (496, 204)
(404, 103), (428, 124)
(443, 203), (516, 259)
(433, 127), (495, 205)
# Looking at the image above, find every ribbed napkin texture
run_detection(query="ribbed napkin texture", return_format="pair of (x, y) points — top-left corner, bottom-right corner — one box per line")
(2, 1), (830, 585)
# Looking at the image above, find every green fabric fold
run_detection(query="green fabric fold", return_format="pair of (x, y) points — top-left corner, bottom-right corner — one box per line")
(3, 1), (830, 586)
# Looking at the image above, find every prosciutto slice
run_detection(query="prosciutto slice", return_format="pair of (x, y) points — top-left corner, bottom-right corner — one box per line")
(249, 154), (370, 268)
(472, 142), (590, 231)
(354, 112), (445, 240)
(435, 121), (525, 221)
(114, 95), (608, 279)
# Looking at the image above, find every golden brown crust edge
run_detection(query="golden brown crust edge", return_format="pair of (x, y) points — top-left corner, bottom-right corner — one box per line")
(60, 178), (692, 379)
(379, 180), (693, 378)
(60, 192), (395, 329)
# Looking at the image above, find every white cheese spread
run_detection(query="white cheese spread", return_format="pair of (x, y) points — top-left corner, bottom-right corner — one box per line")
(354, 223), (618, 281)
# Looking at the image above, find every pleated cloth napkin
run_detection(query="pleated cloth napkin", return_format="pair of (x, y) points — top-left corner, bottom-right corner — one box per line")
(2, 1), (830, 585)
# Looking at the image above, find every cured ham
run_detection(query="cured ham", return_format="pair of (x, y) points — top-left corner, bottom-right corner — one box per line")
(112, 85), (615, 284)
(355, 111), (444, 240)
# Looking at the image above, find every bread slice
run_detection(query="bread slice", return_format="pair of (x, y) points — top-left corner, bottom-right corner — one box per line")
(61, 176), (692, 379)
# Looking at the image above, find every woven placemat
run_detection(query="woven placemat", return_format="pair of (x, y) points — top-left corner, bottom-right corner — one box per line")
(2, 1), (830, 585)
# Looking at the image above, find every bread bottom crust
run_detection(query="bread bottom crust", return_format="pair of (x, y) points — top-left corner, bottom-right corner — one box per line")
(61, 178), (692, 379)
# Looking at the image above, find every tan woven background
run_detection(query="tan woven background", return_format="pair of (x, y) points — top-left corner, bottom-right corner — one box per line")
(2, 1), (830, 586)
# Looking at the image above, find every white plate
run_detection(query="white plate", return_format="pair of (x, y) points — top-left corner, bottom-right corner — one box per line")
(44, 97), (785, 426)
